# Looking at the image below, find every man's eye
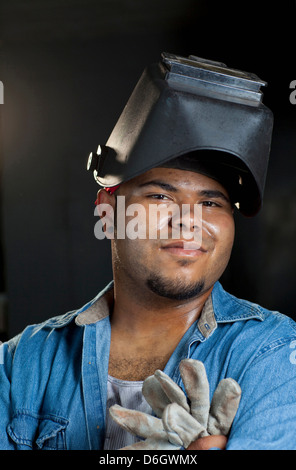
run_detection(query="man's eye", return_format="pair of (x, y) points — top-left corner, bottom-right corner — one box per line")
(148, 194), (170, 200)
(202, 200), (221, 207)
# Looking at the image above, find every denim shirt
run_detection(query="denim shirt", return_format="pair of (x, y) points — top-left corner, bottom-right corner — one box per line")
(1, 281), (296, 450)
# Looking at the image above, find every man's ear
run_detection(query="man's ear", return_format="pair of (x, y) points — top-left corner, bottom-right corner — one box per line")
(96, 188), (116, 208)
(95, 189), (116, 239)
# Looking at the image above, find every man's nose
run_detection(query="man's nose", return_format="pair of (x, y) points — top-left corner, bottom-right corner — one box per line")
(170, 204), (202, 240)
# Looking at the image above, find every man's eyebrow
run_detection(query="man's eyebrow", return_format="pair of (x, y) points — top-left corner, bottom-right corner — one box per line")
(138, 181), (230, 202)
(138, 180), (178, 192)
(199, 189), (230, 203)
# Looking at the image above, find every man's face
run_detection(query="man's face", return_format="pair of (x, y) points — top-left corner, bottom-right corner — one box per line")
(106, 167), (235, 301)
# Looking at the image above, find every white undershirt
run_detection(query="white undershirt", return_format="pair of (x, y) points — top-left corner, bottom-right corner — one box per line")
(103, 375), (152, 450)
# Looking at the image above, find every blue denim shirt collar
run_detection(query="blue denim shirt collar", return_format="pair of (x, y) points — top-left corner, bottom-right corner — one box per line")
(43, 282), (114, 329)
(212, 282), (265, 323)
(42, 280), (265, 340)
(70, 280), (264, 336)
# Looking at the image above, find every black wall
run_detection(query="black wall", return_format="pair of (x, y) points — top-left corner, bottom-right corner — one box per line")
(0, 1), (295, 337)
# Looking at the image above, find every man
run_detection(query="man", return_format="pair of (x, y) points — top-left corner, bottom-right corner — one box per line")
(97, 160), (238, 451)
(1, 53), (296, 450)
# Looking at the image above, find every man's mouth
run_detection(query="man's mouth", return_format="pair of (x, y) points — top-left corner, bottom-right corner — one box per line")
(160, 240), (206, 257)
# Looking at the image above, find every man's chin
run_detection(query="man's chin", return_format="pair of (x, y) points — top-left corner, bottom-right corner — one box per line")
(146, 275), (205, 301)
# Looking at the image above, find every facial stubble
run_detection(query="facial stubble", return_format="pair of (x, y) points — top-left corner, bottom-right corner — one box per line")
(147, 258), (205, 301)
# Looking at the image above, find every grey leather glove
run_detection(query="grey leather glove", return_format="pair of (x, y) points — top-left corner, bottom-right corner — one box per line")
(109, 359), (241, 450)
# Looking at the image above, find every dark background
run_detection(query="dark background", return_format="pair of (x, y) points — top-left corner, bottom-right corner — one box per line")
(0, 0), (295, 339)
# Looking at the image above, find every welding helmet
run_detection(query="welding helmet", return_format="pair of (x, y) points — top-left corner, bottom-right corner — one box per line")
(87, 53), (273, 216)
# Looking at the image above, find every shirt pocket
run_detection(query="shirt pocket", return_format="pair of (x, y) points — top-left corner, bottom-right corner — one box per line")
(7, 410), (69, 450)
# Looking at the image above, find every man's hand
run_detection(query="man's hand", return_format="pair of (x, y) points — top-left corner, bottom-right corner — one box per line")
(187, 435), (227, 450)
(109, 359), (241, 450)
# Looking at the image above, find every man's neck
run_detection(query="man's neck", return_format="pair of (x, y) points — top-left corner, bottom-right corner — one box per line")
(112, 281), (212, 334)
(108, 280), (213, 381)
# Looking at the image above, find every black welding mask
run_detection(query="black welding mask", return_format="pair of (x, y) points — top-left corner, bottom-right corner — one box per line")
(87, 53), (274, 216)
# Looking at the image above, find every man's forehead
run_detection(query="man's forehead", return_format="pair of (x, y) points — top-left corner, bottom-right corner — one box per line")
(121, 166), (228, 192)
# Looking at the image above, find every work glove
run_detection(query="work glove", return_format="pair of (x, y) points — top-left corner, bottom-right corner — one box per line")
(109, 359), (241, 450)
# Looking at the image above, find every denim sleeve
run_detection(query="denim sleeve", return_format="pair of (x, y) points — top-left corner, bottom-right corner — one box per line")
(226, 337), (296, 450)
(0, 337), (19, 449)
